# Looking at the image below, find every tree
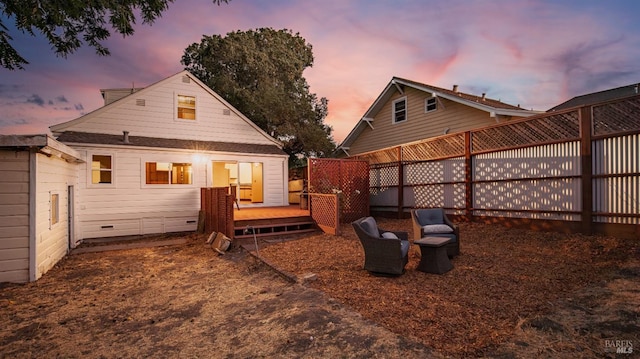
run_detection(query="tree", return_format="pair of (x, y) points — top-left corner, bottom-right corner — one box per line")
(0, 0), (229, 70)
(181, 28), (335, 164)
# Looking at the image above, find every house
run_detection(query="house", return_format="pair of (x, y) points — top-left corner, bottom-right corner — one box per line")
(46, 70), (290, 244)
(0, 135), (83, 283)
(548, 82), (640, 111)
(338, 77), (540, 157)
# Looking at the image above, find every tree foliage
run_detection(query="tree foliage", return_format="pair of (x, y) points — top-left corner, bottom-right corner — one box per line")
(0, 0), (229, 70)
(182, 28), (335, 163)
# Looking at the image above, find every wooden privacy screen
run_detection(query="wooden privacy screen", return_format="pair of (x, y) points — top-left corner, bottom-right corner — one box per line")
(309, 193), (340, 235)
(200, 187), (234, 238)
(308, 158), (370, 224)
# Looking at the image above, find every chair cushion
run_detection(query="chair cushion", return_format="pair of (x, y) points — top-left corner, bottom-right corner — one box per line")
(381, 232), (398, 239)
(422, 224), (453, 234)
(400, 240), (410, 257)
(359, 217), (379, 237)
(416, 209), (444, 225)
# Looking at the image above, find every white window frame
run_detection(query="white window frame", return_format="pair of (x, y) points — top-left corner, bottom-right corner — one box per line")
(87, 152), (116, 188)
(425, 96), (438, 113)
(50, 191), (60, 229)
(392, 97), (407, 123)
(176, 93), (197, 121)
(141, 159), (195, 188)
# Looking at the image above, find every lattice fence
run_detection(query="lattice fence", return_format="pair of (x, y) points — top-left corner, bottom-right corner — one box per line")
(471, 110), (580, 153)
(309, 194), (340, 235)
(403, 133), (466, 161)
(592, 96), (640, 136)
(352, 95), (640, 236)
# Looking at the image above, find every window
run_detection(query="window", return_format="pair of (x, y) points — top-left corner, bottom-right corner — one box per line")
(146, 162), (193, 185)
(91, 155), (112, 184)
(177, 95), (196, 120)
(50, 193), (59, 227)
(393, 97), (407, 123)
(425, 97), (437, 113)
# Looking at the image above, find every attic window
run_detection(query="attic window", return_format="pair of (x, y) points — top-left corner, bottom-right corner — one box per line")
(136, 99), (145, 106)
(177, 95), (196, 120)
(182, 75), (190, 83)
(425, 97), (437, 113)
(392, 97), (407, 123)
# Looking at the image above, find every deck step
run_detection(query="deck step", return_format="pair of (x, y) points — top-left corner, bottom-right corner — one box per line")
(234, 220), (317, 239)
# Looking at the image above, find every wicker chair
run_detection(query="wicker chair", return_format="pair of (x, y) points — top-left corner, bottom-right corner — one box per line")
(411, 208), (460, 257)
(352, 216), (410, 276)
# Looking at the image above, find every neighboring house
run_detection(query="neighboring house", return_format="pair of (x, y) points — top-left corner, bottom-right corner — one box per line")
(49, 70), (289, 244)
(0, 135), (83, 283)
(338, 77), (540, 157)
(548, 82), (640, 111)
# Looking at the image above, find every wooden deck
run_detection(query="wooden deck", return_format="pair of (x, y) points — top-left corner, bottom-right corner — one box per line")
(233, 205), (315, 239)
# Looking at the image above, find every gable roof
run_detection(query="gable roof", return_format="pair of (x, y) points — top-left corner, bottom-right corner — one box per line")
(339, 77), (540, 150)
(548, 82), (640, 112)
(56, 131), (286, 155)
(50, 70), (282, 148)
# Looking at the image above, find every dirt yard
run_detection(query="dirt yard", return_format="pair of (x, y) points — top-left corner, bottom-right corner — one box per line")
(1, 219), (638, 358)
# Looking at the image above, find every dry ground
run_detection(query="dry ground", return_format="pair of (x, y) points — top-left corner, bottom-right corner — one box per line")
(1, 219), (638, 358)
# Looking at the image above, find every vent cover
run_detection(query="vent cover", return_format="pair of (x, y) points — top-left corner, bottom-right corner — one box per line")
(223, 109), (231, 116)
(182, 75), (190, 83)
(136, 99), (146, 106)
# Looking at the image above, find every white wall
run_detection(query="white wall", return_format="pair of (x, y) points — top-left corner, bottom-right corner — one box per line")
(34, 152), (79, 280)
(74, 145), (287, 239)
(56, 73), (276, 146)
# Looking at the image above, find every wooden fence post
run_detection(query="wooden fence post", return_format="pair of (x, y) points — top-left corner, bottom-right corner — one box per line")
(580, 106), (593, 235)
(464, 131), (473, 222)
(397, 146), (404, 219)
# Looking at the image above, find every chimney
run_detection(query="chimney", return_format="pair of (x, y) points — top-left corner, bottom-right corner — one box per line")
(452, 84), (459, 93)
(481, 93), (486, 101)
(123, 131), (130, 144)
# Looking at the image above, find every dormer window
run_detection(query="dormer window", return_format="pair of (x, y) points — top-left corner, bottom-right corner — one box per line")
(392, 97), (407, 123)
(177, 95), (196, 120)
(425, 96), (437, 113)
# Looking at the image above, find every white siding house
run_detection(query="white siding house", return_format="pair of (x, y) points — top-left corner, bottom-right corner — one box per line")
(49, 70), (289, 241)
(0, 135), (82, 283)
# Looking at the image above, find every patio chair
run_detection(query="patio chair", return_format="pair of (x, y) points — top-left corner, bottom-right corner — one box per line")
(411, 208), (460, 257)
(351, 216), (410, 276)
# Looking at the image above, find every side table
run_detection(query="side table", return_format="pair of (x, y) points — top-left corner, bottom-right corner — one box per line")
(414, 237), (452, 274)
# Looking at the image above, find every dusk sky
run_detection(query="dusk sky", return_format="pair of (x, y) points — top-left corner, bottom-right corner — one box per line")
(1, 0), (639, 144)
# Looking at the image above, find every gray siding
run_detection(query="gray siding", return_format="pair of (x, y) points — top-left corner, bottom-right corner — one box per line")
(349, 87), (501, 155)
(0, 150), (30, 283)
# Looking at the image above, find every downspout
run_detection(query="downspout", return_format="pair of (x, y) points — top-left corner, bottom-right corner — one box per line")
(28, 149), (37, 281)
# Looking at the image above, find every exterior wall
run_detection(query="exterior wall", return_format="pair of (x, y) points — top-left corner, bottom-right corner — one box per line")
(59, 74), (275, 145)
(73, 145), (287, 240)
(34, 153), (78, 280)
(348, 87), (501, 155)
(0, 150), (30, 283)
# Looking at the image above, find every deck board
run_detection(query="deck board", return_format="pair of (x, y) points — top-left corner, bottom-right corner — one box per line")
(233, 205), (309, 220)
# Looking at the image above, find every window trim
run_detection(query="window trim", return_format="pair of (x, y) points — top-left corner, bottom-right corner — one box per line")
(425, 96), (438, 113)
(392, 97), (407, 124)
(87, 153), (116, 188)
(50, 191), (60, 229)
(176, 93), (197, 121)
(141, 159), (195, 188)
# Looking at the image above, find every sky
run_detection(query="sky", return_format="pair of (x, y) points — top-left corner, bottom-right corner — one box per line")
(1, 0), (639, 144)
